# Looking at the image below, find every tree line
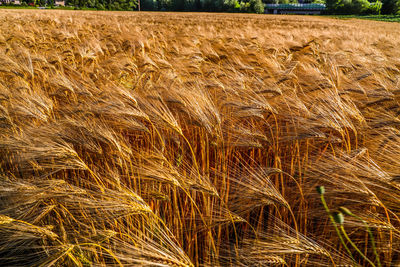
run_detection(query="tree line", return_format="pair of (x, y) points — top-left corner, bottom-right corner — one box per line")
(138, 0), (264, 13)
(326, 0), (399, 14)
(5, 0), (400, 17)
(138, 0), (398, 15)
(14, 0), (266, 13)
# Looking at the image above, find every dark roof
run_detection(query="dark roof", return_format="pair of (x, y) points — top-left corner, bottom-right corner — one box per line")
(265, 3), (326, 10)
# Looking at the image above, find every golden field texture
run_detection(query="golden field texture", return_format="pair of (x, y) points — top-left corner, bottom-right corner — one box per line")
(0, 10), (400, 266)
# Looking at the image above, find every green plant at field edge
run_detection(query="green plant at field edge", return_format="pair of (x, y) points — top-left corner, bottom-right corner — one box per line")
(316, 186), (356, 264)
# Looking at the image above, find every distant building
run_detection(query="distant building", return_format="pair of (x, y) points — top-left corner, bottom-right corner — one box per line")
(0, 0), (20, 4)
(265, 3), (326, 15)
(54, 0), (65, 6)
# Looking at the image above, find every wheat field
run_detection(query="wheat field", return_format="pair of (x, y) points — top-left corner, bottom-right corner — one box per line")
(0, 10), (400, 266)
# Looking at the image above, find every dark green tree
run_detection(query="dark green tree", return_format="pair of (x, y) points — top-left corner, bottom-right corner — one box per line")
(225, 0), (241, 12)
(155, 0), (171, 10)
(249, 0), (265, 13)
(171, 0), (185, 10)
(194, 0), (201, 10)
(330, 0), (370, 14)
(203, 0), (224, 11)
(141, 0), (155, 10)
(381, 0), (399, 14)
(325, 0), (337, 11)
